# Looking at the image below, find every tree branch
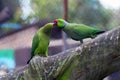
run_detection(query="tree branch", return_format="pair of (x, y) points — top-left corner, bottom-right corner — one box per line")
(1, 26), (120, 80)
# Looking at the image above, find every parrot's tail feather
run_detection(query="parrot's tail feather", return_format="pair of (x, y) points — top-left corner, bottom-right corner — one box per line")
(27, 57), (33, 64)
(96, 30), (105, 34)
(27, 59), (31, 64)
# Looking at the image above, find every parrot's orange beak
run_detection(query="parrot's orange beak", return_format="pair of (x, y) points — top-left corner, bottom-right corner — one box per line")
(53, 19), (58, 26)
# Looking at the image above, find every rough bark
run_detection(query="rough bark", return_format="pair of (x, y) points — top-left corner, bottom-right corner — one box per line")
(1, 26), (120, 80)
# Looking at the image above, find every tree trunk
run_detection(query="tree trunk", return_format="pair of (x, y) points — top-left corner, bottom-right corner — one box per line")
(1, 27), (120, 80)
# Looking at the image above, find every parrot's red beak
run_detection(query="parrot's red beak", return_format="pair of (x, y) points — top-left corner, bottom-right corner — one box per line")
(53, 19), (58, 26)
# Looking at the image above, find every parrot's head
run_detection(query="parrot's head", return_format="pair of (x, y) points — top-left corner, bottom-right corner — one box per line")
(53, 19), (68, 28)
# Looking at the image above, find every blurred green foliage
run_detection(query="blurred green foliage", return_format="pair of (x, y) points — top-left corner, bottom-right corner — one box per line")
(1, 0), (120, 33)
(68, 0), (112, 30)
(27, 0), (113, 30)
(30, 0), (63, 20)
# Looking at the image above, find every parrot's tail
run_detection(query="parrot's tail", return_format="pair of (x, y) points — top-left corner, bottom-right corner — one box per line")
(96, 30), (105, 34)
(27, 57), (33, 64)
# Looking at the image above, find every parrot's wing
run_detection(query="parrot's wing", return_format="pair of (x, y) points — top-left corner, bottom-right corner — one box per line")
(75, 24), (104, 39)
(72, 28), (86, 42)
(73, 24), (91, 36)
(31, 33), (40, 57)
(27, 34), (39, 64)
(68, 24), (97, 41)
(74, 24), (101, 35)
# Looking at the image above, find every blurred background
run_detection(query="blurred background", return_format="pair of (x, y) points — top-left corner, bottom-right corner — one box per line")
(0, 0), (120, 79)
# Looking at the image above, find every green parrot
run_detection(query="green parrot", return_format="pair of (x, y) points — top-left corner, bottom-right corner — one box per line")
(53, 19), (105, 43)
(27, 23), (53, 63)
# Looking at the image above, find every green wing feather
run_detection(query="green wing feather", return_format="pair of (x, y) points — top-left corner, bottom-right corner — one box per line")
(63, 23), (102, 41)
(31, 33), (40, 57)
(73, 24), (100, 33)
